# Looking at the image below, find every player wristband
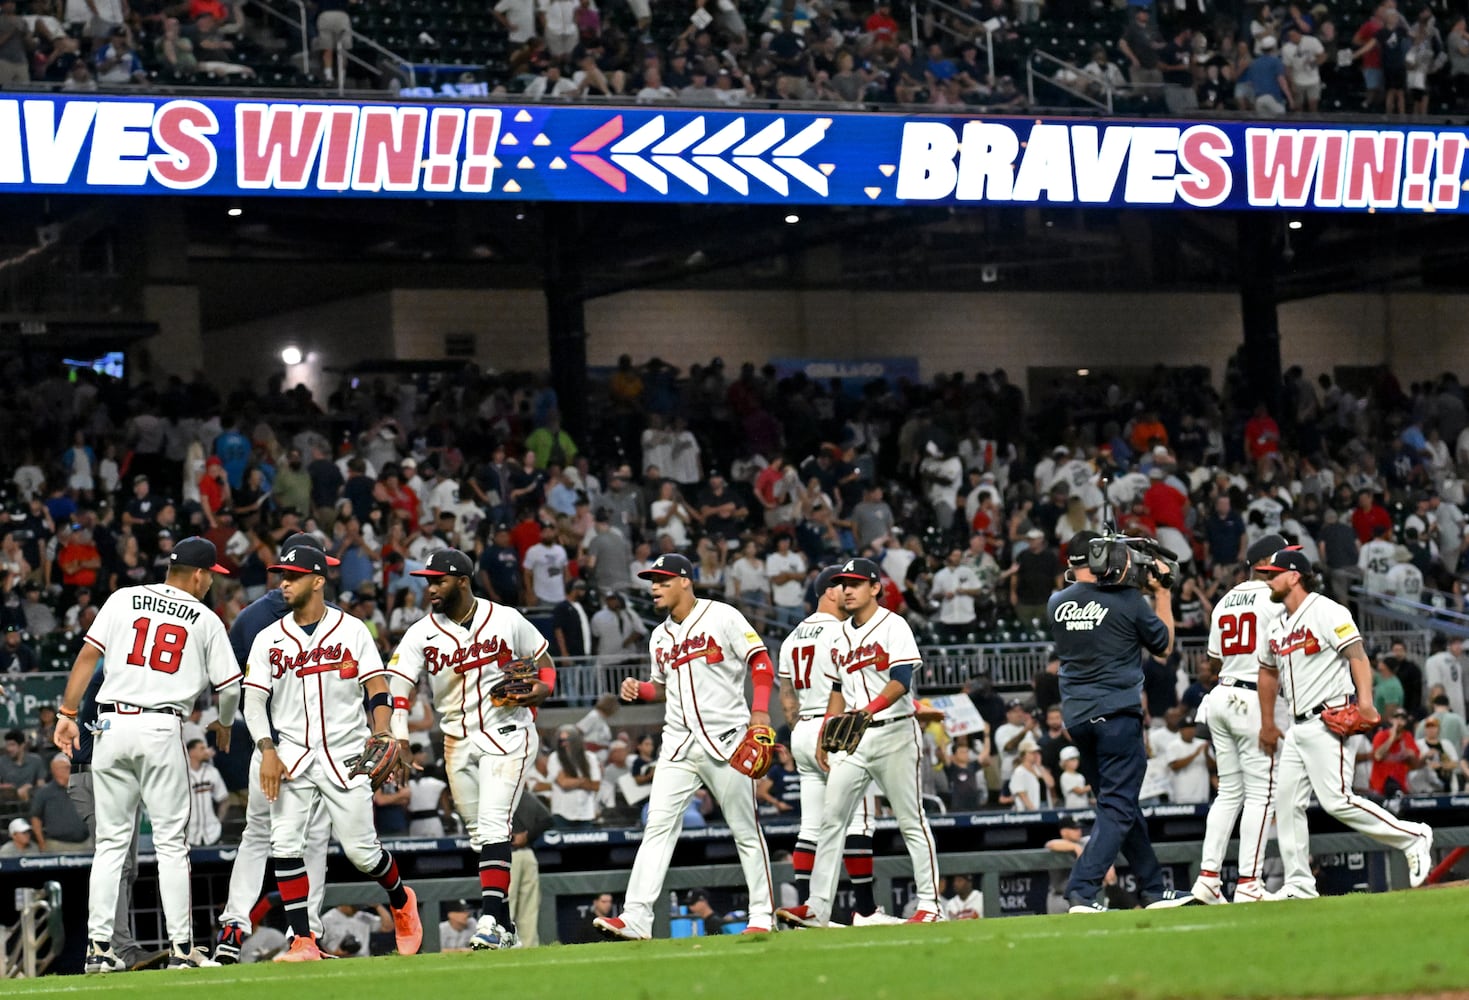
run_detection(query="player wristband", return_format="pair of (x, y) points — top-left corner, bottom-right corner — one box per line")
(538, 665), (557, 692)
(57, 706), (78, 720)
(636, 681), (657, 702)
(392, 697), (410, 711)
(862, 695), (892, 716)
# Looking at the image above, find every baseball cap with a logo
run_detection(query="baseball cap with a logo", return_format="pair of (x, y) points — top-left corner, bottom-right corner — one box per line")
(280, 530), (340, 567)
(268, 545), (330, 575)
(169, 536), (230, 574)
(638, 553), (694, 580)
(830, 557), (881, 584)
(410, 549), (475, 578)
(1256, 547), (1313, 576)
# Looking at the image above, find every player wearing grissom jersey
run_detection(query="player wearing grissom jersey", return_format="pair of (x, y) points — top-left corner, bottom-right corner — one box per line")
(1256, 548), (1435, 898)
(1186, 535), (1288, 906)
(244, 545), (423, 962)
(387, 548), (554, 952)
(778, 566), (886, 923)
(596, 553), (777, 940)
(215, 533), (338, 964)
(52, 537), (241, 972)
(778, 558), (943, 928)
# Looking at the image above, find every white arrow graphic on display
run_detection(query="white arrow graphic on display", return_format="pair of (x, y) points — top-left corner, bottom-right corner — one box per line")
(599, 115), (833, 197)
(773, 119), (832, 196)
(652, 116), (710, 195)
(733, 120), (790, 195)
(693, 118), (749, 194)
(610, 115), (669, 194)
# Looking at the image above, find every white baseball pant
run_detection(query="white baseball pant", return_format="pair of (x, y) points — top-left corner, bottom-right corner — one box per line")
(444, 727), (539, 848)
(619, 740), (774, 937)
(220, 750), (329, 935)
(1275, 716), (1433, 897)
(269, 757), (382, 870)
(1198, 683), (1278, 882)
(790, 717), (876, 841)
(88, 712), (193, 946)
(808, 718), (940, 924)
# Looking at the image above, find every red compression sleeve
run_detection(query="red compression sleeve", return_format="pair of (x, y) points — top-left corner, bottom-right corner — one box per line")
(863, 694), (892, 716)
(637, 681), (657, 702)
(749, 649), (774, 713)
(538, 665), (557, 692)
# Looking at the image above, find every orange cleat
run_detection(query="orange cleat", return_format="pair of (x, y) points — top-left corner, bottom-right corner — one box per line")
(392, 887), (423, 955)
(273, 934), (322, 963)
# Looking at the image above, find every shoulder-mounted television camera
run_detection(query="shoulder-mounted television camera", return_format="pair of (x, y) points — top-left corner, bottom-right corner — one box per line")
(1087, 529), (1180, 591)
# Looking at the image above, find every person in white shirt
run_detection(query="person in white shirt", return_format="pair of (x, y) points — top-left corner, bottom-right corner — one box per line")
(1280, 25), (1325, 111)
(1058, 745), (1091, 809)
(993, 699), (1037, 785)
(524, 64), (581, 98)
(575, 693), (618, 762)
(636, 66), (676, 102)
(1357, 526), (1397, 594)
(522, 522), (569, 606)
(930, 547), (982, 642)
(493, 0), (535, 42)
(1165, 717), (1211, 804)
(764, 535), (808, 621)
(406, 749), (448, 837)
(545, 726), (601, 828)
(1006, 739), (1049, 811)
(920, 442), (963, 531)
(942, 873), (983, 920)
(726, 541), (770, 614)
(438, 902), (477, 952)
(538, 0), (578, 56)
(185, 739), (229, 846)
(649, 481), (697, 550)
(590, 591), (645, 658)
(1424, 637), (1467, 719)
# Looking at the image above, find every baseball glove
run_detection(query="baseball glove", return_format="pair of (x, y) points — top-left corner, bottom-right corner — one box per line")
(488, 658), (541, 708)
(1321, 704), (1376, 738)
(820, 711), (872, 754)
(728, 725), (778, 779)
(346, 733), (403, 791)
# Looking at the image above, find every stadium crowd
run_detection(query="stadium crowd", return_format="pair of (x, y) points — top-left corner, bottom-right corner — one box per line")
(2, 351), (1469, 855)
(1, 0), (1467, 116)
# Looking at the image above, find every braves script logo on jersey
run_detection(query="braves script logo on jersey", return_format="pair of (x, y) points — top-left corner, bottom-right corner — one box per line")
(1054, 600), (1110, 631)
(1271, 627), (1323, 657)
(655, 634), (725, 670)
(835, 643), (890, 674)
(268, 643), (349, 679)
(424, 638), (513, 676)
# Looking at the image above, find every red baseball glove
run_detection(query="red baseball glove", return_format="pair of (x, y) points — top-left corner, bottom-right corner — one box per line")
(1321, 704), (1375, 738)
(728, 725), (778, 779)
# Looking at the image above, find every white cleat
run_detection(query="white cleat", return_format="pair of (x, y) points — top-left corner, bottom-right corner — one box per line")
(1189, 878), (1227, 904)
(1262, 886), (1317, 902)
(1407, 826), (1434, 889)
(851, 908), (906, 926)
(1231, 881), (1268, 903)
(592, 916), (650, 941)
(84, 942), (127, 974)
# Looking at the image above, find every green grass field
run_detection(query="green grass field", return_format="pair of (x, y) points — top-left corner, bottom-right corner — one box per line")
(14, 889), (1469, 1000)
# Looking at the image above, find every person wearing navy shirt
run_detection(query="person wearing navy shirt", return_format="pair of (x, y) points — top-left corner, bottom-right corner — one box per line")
(1047, 530), (1183, 912)
(476, 524), (524, 606)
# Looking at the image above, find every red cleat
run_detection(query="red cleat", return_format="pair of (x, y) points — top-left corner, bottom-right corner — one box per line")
(905, 909), (942, 923)
(775, 906), (825, 929)
(392, 887), (423, 954)
(273, 934), (322, 963)
(593, 916), (649, 941)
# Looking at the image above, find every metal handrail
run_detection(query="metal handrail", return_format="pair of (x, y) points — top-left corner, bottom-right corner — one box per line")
(249, 0), (416, 88)
(925, 0), (996, 84)
(1026, 47), (1113, 113)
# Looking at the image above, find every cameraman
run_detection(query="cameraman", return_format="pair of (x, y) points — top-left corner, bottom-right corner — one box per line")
(1048, 530), (1187, 911)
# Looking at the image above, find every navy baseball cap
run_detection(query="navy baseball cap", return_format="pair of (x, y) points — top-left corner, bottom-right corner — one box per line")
(411, 549), (475, 578)
(169, 536), (230, 574)
(638, 553), (694, 580)
(280, 530), (340, 567)
(1066, 530), (1101, 567)
(1256, 547), (1312, 576)
(1245, 533), (1289, 567)
(814, 565), (844, 593)
(830, 557), (881, 584)
(268, 545), (329, 575)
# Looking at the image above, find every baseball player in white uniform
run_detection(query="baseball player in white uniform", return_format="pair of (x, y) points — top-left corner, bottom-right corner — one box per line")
(595, 553), (777, 940)
(215, 533), (336, 963)
(243, 545), (423, 962)
(53, 536), (241, 972)
(778, 566), (887, 924)
(1186, 535), (1288, 905)
(386, 548), (554, 952)
(1256, 548), (1435, 898)
(778, 557), (943, 928)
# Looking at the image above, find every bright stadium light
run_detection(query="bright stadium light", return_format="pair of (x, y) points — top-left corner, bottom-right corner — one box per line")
(1288, 220), (1302, 230)
(281, 345), (303, 366)
(785, 214), (800, 224)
